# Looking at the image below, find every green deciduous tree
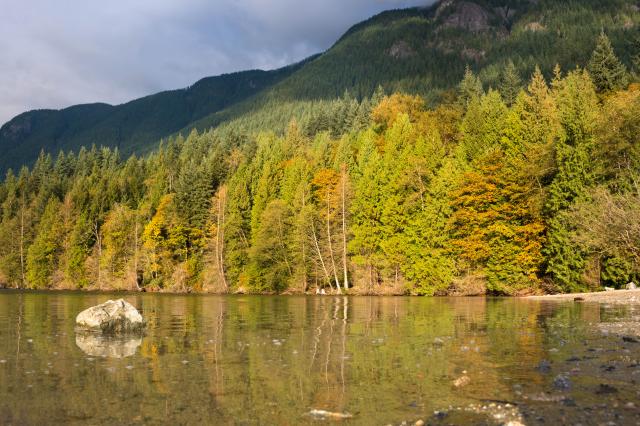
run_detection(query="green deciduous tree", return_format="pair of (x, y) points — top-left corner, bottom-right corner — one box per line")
(450, 149), (545, 295)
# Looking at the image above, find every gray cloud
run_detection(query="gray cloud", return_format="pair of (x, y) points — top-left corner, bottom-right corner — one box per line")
(0, 0), (432, 125)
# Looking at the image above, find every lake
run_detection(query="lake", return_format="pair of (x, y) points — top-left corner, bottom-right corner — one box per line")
(0, 291), (639, 425)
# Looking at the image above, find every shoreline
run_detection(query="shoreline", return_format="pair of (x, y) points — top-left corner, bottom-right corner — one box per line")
(3, 286), (640, 302)
(526, 289), (640, 304)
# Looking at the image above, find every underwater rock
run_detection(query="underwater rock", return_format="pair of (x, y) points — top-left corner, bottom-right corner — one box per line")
(307, 409), (353, 420)
(453, 375), (471, 388)
(553, 375), (571, 390)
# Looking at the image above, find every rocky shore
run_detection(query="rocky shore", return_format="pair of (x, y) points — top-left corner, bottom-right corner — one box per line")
(527, 289), (640, 304)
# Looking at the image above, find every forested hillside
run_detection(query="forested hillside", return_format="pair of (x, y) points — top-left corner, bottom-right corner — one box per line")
(0, 63), (309, 175)
(1, 0), (638, 175)
(1, 30), (638, 295)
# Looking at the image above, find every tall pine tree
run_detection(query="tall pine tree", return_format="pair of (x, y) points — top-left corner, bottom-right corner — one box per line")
(458, 66), (484, 108)
(588, 32), (628, 93)
(499, 60), (523, 106)
(544, 70), (600, 292)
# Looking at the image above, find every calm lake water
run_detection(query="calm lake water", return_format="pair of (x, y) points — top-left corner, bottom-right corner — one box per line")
(0, 291), (639, 425)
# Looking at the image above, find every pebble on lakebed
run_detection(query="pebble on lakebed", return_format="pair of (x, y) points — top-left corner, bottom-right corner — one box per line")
(453, 375), (471, 388)
(430, 402), (525, 425)
(307, 409), (353, 420)
(75, 299), (145, 334)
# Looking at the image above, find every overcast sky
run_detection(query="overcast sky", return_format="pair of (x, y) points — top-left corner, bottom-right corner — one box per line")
(0, 0), (432, 125)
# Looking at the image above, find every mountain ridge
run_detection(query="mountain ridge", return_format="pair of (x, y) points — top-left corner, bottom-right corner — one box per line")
(1, 0), (637, 175)
(0, 60), (312, 173)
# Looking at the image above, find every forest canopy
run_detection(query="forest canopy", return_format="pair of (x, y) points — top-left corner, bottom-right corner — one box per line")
(1, 33), (639, 296)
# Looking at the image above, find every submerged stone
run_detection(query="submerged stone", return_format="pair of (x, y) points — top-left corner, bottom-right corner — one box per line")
(453, 375), (471, 388)
(537, 360), (552, 373)
(307, 409), (353, 420)
(75, 299), (145, 334)
(553, 375), (571, 390)
(595, 384), (618, 395)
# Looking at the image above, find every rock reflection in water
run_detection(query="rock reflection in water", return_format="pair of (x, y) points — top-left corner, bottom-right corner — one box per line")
(75, 333), (142, 358)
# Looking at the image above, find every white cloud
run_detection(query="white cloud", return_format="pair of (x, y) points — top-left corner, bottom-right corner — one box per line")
(0, 0), (431, 124)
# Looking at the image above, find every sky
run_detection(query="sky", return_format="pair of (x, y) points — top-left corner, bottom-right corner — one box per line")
(0, 0), (431, 125)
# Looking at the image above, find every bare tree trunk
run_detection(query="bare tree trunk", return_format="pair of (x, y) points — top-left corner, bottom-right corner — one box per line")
(215, 187), (228, 292)
(219, 189), (228, 292)
(301, 191), (309, 293)
(133, 218), (140, 291)
(340, 164), (349, 291)
(277, 215), (293, 276)
(311, 218), (333, 292)
(395, 265), (399, 287)
(93, 222), (102, 289)
(326, 189), (342, 293)
(19, 205), (26, 287)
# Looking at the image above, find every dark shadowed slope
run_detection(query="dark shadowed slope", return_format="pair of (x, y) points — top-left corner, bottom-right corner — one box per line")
(0, 62), (310, 174)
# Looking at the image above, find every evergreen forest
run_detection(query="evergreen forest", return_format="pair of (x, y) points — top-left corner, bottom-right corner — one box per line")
(1, 30), (638, 296)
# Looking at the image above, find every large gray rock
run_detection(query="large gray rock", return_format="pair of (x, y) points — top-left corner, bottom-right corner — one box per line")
(75, 334), (142, 358)
(76, 299), (145, 334)
(438, 1), (491, 32)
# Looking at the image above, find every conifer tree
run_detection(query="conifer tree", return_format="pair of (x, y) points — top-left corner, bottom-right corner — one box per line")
(513, 66), (559, 187)
(499, 60), (522, 106)
(588, 32), (628, 93)
(458, 66), (484, 108)
(248, 200), (293, 292)
(101, 204), (137, 285)
(63, 212), (93, 288)
(174, 162), (214, 228)
(349, 130), (386, 288)
(26, 197), (63, 288)
(460, 90), (508, 160)
(371, 85), (386, 107)
(544, 70), (600, 292)
(223, 165), (253, 288)
(633, 34), (640, 76)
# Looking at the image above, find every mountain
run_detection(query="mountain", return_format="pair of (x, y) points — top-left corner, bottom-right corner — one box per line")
(0, 63), (309, 174)
(1, 0), (638, 174)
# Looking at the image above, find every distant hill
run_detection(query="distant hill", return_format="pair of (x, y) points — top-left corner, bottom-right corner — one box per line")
(1, 0), (638, 174)
(0, 63), (309, 174)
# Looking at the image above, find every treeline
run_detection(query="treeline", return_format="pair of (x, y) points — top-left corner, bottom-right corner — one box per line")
(0, 34), (639, 295)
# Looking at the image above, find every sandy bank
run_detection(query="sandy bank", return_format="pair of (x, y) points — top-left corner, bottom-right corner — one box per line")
(527, 289), (640, 304)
